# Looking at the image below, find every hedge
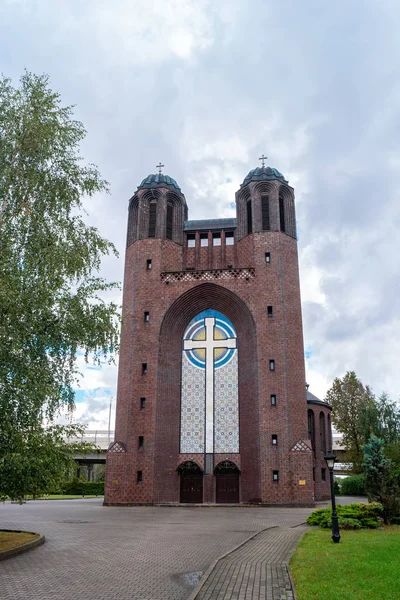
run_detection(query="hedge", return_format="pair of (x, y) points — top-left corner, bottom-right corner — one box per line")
(60, 481), (104, 496)
(340, 474), (366, 496)
(307, 502), (383, 529)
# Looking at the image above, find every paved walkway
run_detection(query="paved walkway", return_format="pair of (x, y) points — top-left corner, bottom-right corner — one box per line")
(0, 497), (361, 600)
(193, 526), (307, 600)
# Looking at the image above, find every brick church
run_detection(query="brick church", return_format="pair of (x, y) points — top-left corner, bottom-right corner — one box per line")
(105, 160), (332, 506)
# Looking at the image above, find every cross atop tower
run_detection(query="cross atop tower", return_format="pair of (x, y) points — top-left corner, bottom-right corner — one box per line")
(258, 154), (267, 167)
(156, 162), (164, 174)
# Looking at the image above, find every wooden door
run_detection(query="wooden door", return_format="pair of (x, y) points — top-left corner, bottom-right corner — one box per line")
(180, 472), (203, 503)
(216, 472), (239, 503)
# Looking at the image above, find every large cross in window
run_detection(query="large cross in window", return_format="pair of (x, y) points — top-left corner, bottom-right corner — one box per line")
(183, 317), (236, 453)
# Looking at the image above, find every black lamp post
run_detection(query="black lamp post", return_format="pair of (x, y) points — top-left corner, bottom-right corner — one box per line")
(325, 450), (340, 543)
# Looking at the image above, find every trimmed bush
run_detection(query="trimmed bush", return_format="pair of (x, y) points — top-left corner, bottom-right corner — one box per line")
(60, 480), (104, 496)
(306, 503), (383, 529)
(341, 474), (366, 496)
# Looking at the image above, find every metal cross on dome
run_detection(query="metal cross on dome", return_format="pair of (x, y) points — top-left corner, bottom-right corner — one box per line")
(258, 154), (268, 167)
(156, 162), (164, 174)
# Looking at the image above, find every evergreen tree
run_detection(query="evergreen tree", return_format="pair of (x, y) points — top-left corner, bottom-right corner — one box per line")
(362, 435), (399, 524)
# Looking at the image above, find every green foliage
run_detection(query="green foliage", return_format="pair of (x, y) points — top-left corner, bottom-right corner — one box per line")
(334, 479), (341, 495)
(59, 479), (104, 496)
(325, 372), (374, 473)
(0, 71), (120, 502)
(362, 436), (400, 524)
(306, 503), (383, 529)
(340, 474), (366, 496)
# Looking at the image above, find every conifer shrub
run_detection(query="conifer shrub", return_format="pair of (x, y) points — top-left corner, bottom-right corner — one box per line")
(306, 503), (383, 529)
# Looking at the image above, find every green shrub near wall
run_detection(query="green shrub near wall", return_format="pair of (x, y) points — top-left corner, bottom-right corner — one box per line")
(307, 502), (383, 529)
(60, 480), (104, 495)
(341, 474), (366, 496)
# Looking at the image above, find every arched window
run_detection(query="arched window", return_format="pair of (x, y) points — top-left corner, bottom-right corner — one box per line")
(279, 196), (285, 233)
(261, 195), (270, 231)
(247, 199), (253, 234)
(327, 414), (332, 450)
(148, 201), (157, 237)
(319, 412), (326, 453)
(166, 201), (173, 240)
(308, 409), (315, 456)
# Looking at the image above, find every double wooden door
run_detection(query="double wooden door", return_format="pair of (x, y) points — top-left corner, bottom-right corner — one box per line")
(180, 471), (203, 503)
(215, 472), (239, 503)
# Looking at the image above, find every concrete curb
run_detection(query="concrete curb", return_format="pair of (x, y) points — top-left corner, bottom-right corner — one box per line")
(186, 526), (278, 600)
(0, 530), (45, 561)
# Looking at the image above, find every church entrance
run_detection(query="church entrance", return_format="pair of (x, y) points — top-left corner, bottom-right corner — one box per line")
(178, 461), (203, 503)
(215, 461), (240, 503)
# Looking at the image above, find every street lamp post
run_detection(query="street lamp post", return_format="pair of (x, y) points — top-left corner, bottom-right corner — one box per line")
(325, 450), (341, 543)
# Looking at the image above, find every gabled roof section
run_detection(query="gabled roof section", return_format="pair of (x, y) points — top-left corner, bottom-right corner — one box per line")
(184, 218), (237, 232)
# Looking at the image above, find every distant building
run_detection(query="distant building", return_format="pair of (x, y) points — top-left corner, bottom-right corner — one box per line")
(105, 162), (332, 505)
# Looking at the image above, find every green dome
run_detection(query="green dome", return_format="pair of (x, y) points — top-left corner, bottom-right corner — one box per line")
(138, 173), (181, 192)
(241, 166), (288, 187)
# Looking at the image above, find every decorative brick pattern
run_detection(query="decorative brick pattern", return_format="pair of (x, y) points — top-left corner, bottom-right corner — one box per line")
(160, 267), (255, 283)
(291, 440), (311, 452)
(107, 441), (127, 453)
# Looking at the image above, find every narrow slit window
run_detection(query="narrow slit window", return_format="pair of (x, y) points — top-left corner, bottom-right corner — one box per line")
(200, 233), (208, 247)
(146, 259), (152, 270)
(272, 434), (278, 446)
(140, 397), (146, 410)
(267, 306), (273, 318)
(137, 471), (143, 484)
(148, 201), (157, 237)
(265, 252), (270, 264)
(225, 231), (234, 245)
(138, 436), (144, 449)
(261, 195), (270, 231)
(213, 233), (221, 246)
(269, 359), (275, 371)
(166, 202), (173, 240)
(279, 196), (286, 233)
(142, 363), (147, 375)
(144, 311), (150, 323)
(321, 468), (326, 481)
(247, 199), (253, 234)
(271, 394), (277, 406)
(273, 470), (279, 482)
(187, 234), (196, 248)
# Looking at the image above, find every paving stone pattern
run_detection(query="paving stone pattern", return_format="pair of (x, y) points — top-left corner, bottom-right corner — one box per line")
(0, 499), (314, 600)
(194, 526), (308, 600)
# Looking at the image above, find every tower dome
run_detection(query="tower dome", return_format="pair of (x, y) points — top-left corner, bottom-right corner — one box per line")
(138, 173), (181, 192)
(241, 166), (288, 187)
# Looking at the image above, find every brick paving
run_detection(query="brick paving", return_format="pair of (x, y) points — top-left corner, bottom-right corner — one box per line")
(0, 497), (361, 600)
(0, 499), (315, 600)
(193, 526), (307, 600)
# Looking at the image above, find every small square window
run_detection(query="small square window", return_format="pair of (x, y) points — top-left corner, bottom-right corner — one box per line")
(200, 233), (208, 247)
(140, 397), (146, 410)
(225, 231), (234, 245)
(187, 234), (195, 248)
(321, 468), (326, 481)
(142, 363), (147, 375)
(146, 259), (152, 270)
(269, 359), (275, 371)
(273, 470), (279, 482)
(144, 311), (150, 323)
(138, 436), (144, 449)
(272, 434), (278, 446)
(265, 252), (271, 264)
(137, 471), (143, 484)
(271, 394), (277, 406)
(267, 306), (273, 318)
(213, 233), (221, 246)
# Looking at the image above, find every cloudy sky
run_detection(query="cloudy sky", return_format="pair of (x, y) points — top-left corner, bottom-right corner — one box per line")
(2, 0), (400, 429)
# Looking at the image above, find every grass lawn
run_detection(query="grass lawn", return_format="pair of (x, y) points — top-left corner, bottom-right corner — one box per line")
(34, 494), (103, 500)
(0, 531), (39, 552)
(290, 526), (400, 600)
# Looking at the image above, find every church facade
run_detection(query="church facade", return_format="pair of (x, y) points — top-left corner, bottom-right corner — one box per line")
(105, 163), (332, 505)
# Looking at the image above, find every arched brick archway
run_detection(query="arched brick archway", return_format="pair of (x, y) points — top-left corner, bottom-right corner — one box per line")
(153, 283), (260, 504)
